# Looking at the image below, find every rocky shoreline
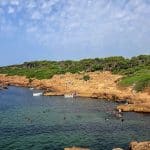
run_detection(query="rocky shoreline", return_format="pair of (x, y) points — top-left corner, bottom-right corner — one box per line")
(0, 73), (149, 149)
(0, 71), (150, 113)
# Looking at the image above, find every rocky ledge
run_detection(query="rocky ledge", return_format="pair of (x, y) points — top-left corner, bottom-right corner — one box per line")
(0, 71), (149, 113)
(117, 103), (150, 113)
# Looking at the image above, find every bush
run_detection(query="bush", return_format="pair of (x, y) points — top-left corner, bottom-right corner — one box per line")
(119, 68), (150, 92)
(83, 75), (90, 81)
(134, 77), (150, 92)
(29, 78), (33, 83)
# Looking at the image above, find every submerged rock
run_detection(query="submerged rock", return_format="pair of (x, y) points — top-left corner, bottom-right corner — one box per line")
(112, 148), (124, 150)
(3, 86), (8, 89)
(0, 85), (8, 90)
(64, 147), (90, 150)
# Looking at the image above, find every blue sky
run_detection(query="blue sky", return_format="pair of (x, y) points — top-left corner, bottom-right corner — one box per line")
(0, 0), (150, 66)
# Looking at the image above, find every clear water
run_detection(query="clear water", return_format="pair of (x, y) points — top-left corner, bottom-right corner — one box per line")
(0, 86), (149, 150)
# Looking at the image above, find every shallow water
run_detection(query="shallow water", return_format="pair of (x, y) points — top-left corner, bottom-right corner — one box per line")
(0, 86), (149, 150)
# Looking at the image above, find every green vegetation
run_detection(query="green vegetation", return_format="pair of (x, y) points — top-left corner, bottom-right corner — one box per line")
(83, 75), (90, 81)
(119, 68), (150, 92)
(0, 55), (149, 91)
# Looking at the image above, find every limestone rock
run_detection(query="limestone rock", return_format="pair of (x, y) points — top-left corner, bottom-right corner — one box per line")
(130, 141), (150, 150)
(117, 103), (150, 113)
(112, 148), (124, 150)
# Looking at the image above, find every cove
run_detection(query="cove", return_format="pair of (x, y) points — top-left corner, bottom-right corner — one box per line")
(0, 86), (150, 150)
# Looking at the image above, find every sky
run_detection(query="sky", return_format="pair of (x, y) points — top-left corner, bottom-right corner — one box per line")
(0, 0), (150, 66)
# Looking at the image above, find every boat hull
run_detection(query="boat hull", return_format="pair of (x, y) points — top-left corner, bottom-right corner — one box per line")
(33, 93), (43, 96)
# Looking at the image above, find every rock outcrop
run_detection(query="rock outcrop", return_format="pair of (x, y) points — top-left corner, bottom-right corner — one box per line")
(129, 141), (150, 150)
(117, 103), (150, 113)
(0, 74), (29, 87)
(0, 71), (150, 113)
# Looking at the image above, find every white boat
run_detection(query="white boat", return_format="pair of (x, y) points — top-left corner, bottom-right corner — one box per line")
(30, 87), (34, 90)
(33, 92), (43, 96)
(64, 94), (74, 98)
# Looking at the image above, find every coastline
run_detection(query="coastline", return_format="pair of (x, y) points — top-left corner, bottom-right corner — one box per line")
(0, 72), (150, 150)
(0, 71), (150, 113)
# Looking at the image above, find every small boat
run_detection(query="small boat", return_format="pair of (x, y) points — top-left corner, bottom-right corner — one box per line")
(33, 92), (43, 96)
(29, 87), (34, 90)
(64, 94), (74, 98)
(118, 109), (122, 113)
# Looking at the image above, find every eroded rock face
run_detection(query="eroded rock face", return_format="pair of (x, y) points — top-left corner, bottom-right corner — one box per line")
(0, 71), (150, 113)
(130, 141), (150, 150)
(0, 75), (29, 87)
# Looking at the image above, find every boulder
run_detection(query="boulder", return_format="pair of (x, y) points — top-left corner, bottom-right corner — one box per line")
(130, 141), (150, 150)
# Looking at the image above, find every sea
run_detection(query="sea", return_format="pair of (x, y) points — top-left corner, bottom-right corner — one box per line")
(0, 86), (149, 150)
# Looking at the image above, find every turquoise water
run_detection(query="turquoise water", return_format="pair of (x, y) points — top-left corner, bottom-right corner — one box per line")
(0, 86), (150, 150)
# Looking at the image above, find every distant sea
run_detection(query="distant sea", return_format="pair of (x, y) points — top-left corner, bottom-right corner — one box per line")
(0, 86), (150, 150)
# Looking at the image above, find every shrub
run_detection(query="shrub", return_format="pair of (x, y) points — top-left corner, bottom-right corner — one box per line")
(134, 77), (150, 92)
(83, 75), (90, 81)
(29, 78), (33, 83)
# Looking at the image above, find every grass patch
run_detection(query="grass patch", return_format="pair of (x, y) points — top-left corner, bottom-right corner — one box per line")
(119, 69), (150, 91)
